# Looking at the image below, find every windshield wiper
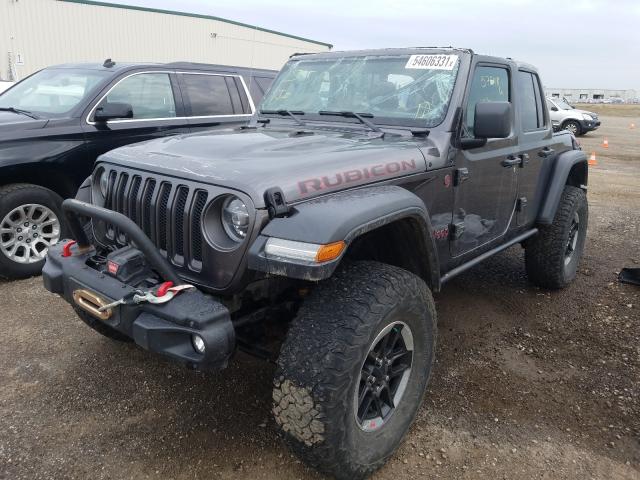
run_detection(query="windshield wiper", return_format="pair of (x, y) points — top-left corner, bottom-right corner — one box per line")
(260, 109), (306, 126)
(0, 107), (40, 120)
(318, 110), (382, 133)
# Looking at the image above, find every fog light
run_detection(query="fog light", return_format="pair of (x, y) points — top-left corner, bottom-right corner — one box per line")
(192, 334), (205, 354)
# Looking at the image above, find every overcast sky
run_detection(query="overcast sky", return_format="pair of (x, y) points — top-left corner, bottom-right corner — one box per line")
(106, 0), (639, 91)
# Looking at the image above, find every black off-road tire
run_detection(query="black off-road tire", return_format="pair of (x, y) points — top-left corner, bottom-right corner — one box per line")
(0, 183), (65, 280)
(73, 306), (133, 343)
(525, 185), (588, 289)
(272, 261), (437, 479)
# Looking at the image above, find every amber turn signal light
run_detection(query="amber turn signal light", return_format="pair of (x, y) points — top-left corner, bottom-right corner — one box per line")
(315, 241), (346, 263)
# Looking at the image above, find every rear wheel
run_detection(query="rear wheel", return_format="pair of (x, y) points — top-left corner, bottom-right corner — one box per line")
(525, 185), (588, 289)
(273, 261), (437, 479)
(0, 184), (64, 280)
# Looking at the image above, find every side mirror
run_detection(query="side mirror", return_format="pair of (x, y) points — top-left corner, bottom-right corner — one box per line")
(550, 106), (558, 111)
(94, 102), (133, 122)
(473, 101), (512, 139)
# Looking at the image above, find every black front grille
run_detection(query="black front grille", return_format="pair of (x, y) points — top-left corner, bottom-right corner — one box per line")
(103, 171), (209, 271)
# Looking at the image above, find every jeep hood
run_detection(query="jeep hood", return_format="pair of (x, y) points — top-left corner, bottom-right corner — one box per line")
(101, 127), (428, 208)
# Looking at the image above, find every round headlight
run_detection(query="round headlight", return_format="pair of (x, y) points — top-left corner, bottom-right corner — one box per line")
(221, 196), (249, 242)
(98, 170), (109, 198)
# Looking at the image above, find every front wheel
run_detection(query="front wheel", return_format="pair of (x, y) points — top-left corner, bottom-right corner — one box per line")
(562, 120), (582, 136)
(273, 261), (437, 479)
(0, 184), (64, 280)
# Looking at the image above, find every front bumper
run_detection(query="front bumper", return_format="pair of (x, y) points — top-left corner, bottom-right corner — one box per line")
(42, 200), (235, 370)
(579, 118), (601, 132)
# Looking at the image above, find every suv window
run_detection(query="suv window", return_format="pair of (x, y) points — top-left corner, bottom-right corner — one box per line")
(518, 71), (546, 131)
(102, 73), (176, 120)
(181, 74), (235, 116)
(465, 66), (509, 136)
(531, 73), (545, 128)
(517, 71), (538, 131)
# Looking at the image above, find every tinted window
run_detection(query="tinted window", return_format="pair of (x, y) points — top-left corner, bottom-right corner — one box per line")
(182, 74), (234, 116)
(517, 71), (538, 131)
(233, 77), (250, 113)
(248, 78), (264, 106)
(102, 73), (176, 120)
(465, 66), (509, 136)
(532, 74), (545, 128)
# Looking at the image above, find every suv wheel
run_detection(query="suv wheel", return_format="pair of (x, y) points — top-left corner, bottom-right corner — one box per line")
(562, 120), (582, 136)
(273, 261), (436, 479)
(0, 184), (64, 280)
(525, 185), (588, 289)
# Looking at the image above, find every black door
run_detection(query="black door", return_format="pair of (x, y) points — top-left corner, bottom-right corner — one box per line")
(82, 71), (189, 161)
(451, 64), (519, 257)
(177, 73), (254, 132)
(514, 69), (554, 228)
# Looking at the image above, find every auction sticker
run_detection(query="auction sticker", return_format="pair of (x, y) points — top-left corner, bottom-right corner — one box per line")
(405, 54), (458, 70)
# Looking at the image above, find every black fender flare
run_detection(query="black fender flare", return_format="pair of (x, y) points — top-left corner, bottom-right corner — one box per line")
(537, 149), (588, 225)
(248, 185), (440, 288)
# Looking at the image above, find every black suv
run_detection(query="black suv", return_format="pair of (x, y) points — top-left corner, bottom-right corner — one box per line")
(0, 60), (275, 279)
(43, 48), (588, 479)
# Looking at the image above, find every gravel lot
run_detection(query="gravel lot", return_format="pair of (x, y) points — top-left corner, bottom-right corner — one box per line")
(0, 113), (638, 480)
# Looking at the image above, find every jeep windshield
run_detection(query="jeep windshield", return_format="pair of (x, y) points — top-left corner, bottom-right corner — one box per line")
(0, 68), (109, 117)
(260, 53), (460, 128)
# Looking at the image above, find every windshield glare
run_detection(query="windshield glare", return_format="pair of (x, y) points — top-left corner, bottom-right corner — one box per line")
(260, 54), (460, 128)
(0, 68), (108, 116)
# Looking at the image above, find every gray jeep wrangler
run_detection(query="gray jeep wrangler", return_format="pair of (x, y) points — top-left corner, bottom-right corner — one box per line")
(42, 48), (588, 479)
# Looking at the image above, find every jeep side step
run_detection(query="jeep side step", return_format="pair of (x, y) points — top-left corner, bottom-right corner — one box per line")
(440, 229), (538, 284)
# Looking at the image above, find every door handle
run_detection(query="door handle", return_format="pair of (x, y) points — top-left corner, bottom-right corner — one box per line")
(501, 156), (520, 167)
(519, 153), (530, 167)
(538, 147), (555, 158)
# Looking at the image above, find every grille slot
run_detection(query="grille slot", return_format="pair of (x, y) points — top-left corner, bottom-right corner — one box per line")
(102, 171), (210, 272)
(191, 191), (208, 262)
(174, 186), (188, 258)
(128, 176), (142, 224)
(157, 183), (171, 252)
(142, 178), (156, 239)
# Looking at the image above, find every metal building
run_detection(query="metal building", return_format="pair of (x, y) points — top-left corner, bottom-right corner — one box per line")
(544, 87), (637, 102)
(0, 0), (332, 81)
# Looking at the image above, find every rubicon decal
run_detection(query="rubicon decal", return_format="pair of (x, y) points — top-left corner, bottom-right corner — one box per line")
(298, 160), (418, 195)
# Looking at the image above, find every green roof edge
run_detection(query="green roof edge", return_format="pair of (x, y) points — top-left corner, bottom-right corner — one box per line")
(58, 0), (333, 48)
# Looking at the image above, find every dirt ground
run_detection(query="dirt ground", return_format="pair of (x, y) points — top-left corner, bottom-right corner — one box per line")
(0, 112), (638, 480)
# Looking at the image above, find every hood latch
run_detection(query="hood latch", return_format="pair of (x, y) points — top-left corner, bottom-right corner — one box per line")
(264, 187), (290, 219)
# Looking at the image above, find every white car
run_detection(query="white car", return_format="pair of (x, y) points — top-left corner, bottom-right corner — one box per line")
(546, 97), (600, 136)
(0, 81), (14, 94)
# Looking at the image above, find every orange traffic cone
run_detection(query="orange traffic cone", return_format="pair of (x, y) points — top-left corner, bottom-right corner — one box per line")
(602, 137), (609, 148)
(630, 122), (636, 129)
(588, 151), (597, 166)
